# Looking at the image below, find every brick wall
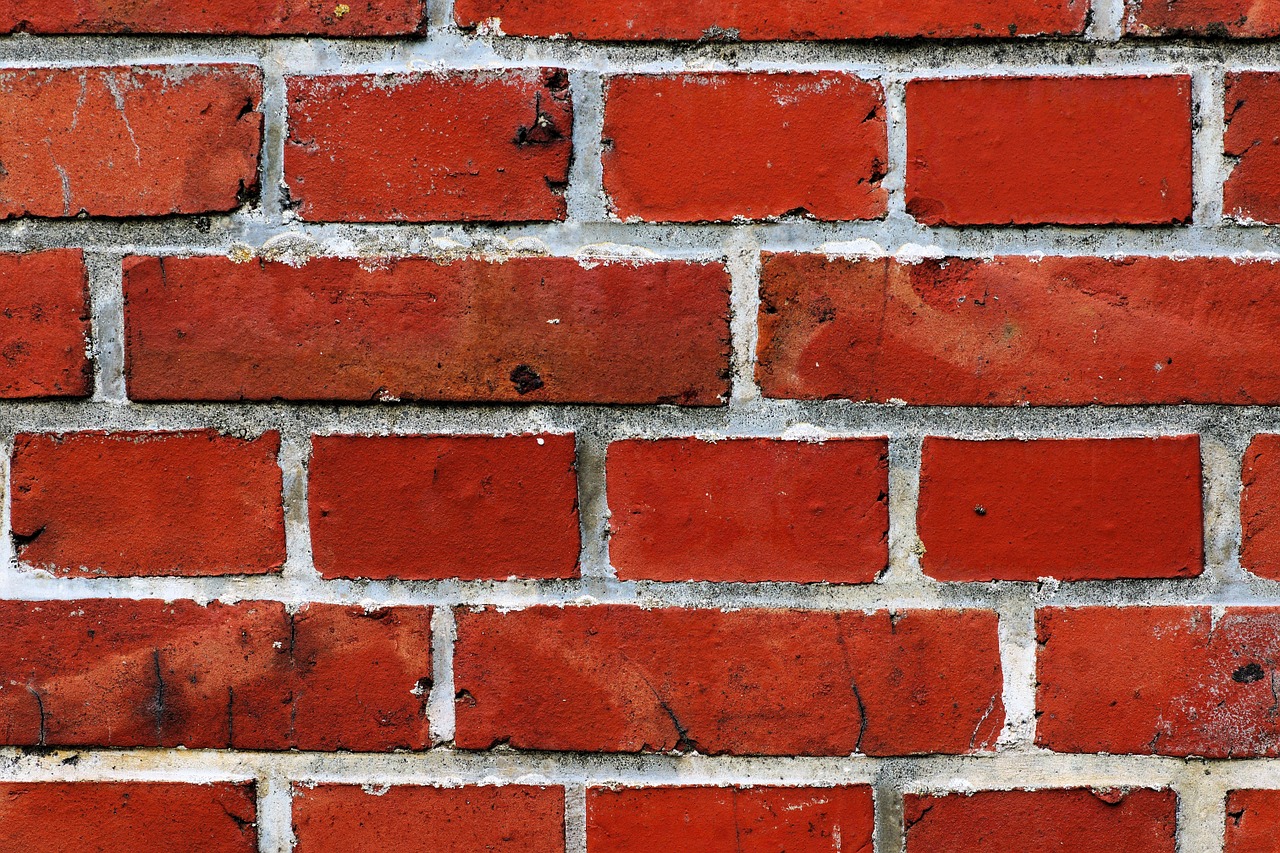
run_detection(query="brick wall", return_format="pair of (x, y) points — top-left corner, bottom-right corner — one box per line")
(1, 0), (1280, 850)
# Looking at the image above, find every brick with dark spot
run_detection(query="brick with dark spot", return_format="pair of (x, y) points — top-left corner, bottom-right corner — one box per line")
(0, 250), (90, 399)
(1225, 72), (1280, 224)
(1226, 790), (1280, 852)
(1127, 0), (1280, 36)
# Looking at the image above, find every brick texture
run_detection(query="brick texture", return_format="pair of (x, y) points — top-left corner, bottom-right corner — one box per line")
(1225, 72), (1280, 223)
(1243, 435), (1280, 579)
(453, 605), (1004, 756)
(0, 65), (261, 219)
(1127, 0), (1280, 36)
(0, 1), (427, 34)
(123, 256), (731, 404)
(0, 250), (90, 399)
(1226, 790), (1280, 853)
(607, 437), (888, 583)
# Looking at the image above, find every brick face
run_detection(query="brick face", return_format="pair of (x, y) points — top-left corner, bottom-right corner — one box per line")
(1225, 72), (1280, 223)
(602, 73), (886, 222)
(1226, 790), (1280, 853)
(0, 250), (90, 399)
(1127, 0), (1280, 36)
(0, 66), (262, 219)
(0, 1), (427, 34)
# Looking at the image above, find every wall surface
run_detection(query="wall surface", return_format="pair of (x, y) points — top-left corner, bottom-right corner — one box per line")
(4, 0), (1280, 850)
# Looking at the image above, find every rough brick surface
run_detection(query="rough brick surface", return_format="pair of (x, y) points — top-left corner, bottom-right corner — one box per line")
(0, 782), (257, 853)
(453, 605), (1004, 756)
(1225, 72), (1280, 224)
(1243, 435), (1280, 579)
(0, 250), (90, 399)
(905, 76), (1193, 225)
(917, 437), (1203, 581)
(1127, 0), (1280, 36)
(587, 785), (875, 852)
(757, 254), (1280, 405)
(607, 438), (888, 583)
(1037, 607), (1280, 757)
(11, 430), (286, 577)
(309, 433), (580, 580)
(0, 65), (262, 219)
(602, 73), (886, 223)
(292, 785), (565, 852)
(0, 600), (431, 750)
(455, 0), (1087, 39)
(903, 789), (1178, 852)
(1226, 790), (1280, 853)
(123, 256), (730, 405)
(0, 1), (426, 35)
(286, 70), (572, 222)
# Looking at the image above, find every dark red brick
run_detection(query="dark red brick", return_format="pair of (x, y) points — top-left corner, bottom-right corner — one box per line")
(455, 0), (1087, 39)
(453, 605), (1004, 756)
(0, 1), (426, 34)
(906, 76), (1192, 225)
(123, 255), (730, 405)
(0, 66), (261, 219)
(309, 433), (580, 580)
(1243, 435), (1280, 580)
(1226, 790), (1280, 853)
(1037, 607), (1280, 757)
(903, 789), (1177, 852)
(607, 438), (888, 583)
(0, 250), (90, 399)
(1225, 72), (1280, 224)
(918, 437), (1203, 581)
(0, 782), (256, 853)
(1127, 0), (1280, 36)
(11, 430), (286, 577)
(293, 784), (564, 852)
(0, 600), (431, 750)
(757, 254), (1280, 405)
(587, 785), (874, 852)
(285, 70), (571, 222)
(602, 73), (886, 222)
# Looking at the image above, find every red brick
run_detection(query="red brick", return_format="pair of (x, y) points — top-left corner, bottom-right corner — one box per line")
(1226, 790), (1280, 853)
(1127, 0), (1280, 35)
(903, 789), (1177, 852)
(587, 785), (874, 853)
(1225, 73), (1280, 223)
(309, 434), (580, 580)
(905, 76), (1192, 225)
(0, 65), (261, 219)
(0, 600), (431, 750)
(607, 438), (888, 583)
(602, 73), (886, 223)
(285, 70), (571, 222)
(123, 256), (730, 405)
(453, 605), (1003, 756)
(455, 0), (1087, 39)
(757, 254), (1280, 406)
(293, 784), (564, 853)
(0, 250), (90, 399)
(918, 437), (1203, 582)
(0, 782), (256, 853)
(1243, 436), (1280, 579)
(11, 430), (286, 577)
(0, 1), (425, 35)
(1037, 607), (1280, 757)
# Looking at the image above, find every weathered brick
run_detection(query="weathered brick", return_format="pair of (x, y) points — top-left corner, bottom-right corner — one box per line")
(1037, 607), (1280, 757)
(453, 605), (1004, 756)
(602, 73), (886, 222)
(0, 600), (431, 750)
(0, 66), (261, 219)
(309, 434), (580, 580)
(123, 256), (730, 405)
(903, 789), (1177, 852)
(587, 785), (874, 852)
(1226, 790), (1280, 853)
(0, 250), (90, 399)
(285, 70), (571, 222)
(607, 437), (888, 583)
(293, 784), (564, 852)
(918, 437), (1203, 581)
(0, 782), (257, 852)
(1225, 72), (1280, 224)
(1243, 435), (1280, 580)
(905, 76), (1192, 225)
(0, 1), (426, 34)
(11, 431), (286, 577)
(757, 254), (1280, 405)
(1127, 0), (1280, 36)
(455, 0), (1087, 39)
